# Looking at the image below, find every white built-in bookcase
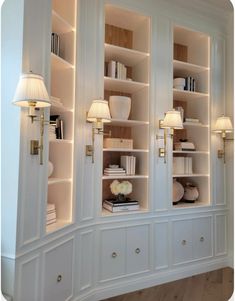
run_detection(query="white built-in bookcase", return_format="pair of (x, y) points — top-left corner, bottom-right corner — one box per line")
(172, 26), (210, 208)
(102, 5), (150, 216)
(46, 0), (76, 233)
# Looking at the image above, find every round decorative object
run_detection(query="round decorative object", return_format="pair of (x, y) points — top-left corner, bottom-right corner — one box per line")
(173, 179), (184, 204)
(109, 95), (131, 120)
(48, 161), (54, 177)
(183, 182), (199, 202)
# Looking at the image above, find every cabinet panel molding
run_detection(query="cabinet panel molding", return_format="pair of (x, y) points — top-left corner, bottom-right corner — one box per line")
(154, 221), (169, 270)
(215, 214), (227, 256)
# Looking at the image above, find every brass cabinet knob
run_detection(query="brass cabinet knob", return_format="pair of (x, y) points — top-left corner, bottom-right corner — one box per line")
(200, 236), (204, 242)
(57, 275), (62, 282)
(135, 248), (141, 254)
(112, 252), (117, 258)
(182, 240), (187, 245)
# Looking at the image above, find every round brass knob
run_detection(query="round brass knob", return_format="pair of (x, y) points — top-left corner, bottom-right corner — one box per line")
(112, 252), (117, 258)
(135, 248), (141, 254)
(200, 236), (204, 242)
(57, 275), (62, 282)
(182, 240), (187, 245)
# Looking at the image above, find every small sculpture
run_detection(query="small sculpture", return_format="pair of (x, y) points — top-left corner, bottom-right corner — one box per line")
(183, 182), (199, 203)
(173, 179), (184, 204)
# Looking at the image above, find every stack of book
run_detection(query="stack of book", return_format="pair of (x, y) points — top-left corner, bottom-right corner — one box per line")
(103, 199), (139, 212)
(104, 166), (126, 177)
(47, 203), (57, 226)
(50, 115), (64, 139)
(107, 60), (127, 80)
(185, 118), (201, 125)
(120, 156), (136, 175)
(51, 32), (60, 56)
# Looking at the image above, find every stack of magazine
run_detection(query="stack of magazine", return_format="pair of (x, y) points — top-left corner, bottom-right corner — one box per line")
(103, 199), (139, 213)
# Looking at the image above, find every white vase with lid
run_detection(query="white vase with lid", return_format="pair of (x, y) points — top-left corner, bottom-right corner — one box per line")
(109, 95), (131, 120)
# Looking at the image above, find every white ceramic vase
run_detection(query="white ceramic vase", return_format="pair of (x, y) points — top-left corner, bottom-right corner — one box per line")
(48, 161), (54, 177)
(109, 95), (131, 120)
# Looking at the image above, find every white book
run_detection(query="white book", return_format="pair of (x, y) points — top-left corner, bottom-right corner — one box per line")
(103, 202), (140, 212)
(132, 156), (136, 175)
(108, 60), (116, 78)
(47, 203), (55, 211)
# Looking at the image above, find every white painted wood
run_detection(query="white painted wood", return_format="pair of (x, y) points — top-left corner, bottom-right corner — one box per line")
(104, 77), (149, 93)
(52, 10), (75, 34)
(173, 60), (209, 74)
(192, 216), (213, 260)
(215, 214), (227, 256)
(42, 239), (74, 301)
(126, 225), (150, 274)
(154, 222), (169, 270)
(100, 228), (126, 281)
(105, 43), (149, 67)
(79, 230), (94, 292)
(16, 255), (40, 301)
(172, 219), (193, 264)
(173, 89), (209, 100)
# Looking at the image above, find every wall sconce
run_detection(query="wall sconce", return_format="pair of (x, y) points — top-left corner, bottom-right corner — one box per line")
(12, 72), (51, 165)
(86, 99), (111, 163)
(214, 115), (233, 163)
(158, 109), (183, 163)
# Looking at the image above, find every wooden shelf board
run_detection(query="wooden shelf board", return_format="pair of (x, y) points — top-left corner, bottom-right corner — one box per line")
(183, 122), (209, 128)
(173, 88), (209, 101)
(103, 148), (149, 153)
(173, 60), (209, 74)
(46, 219), (71, 233)
(104, 76), (148, 93)
(110, 119), (149, 126)
(50, 104), (73, 115)
(173, 150), (209, 154)
(105, 43), (149, 67)
(49, 139), (72, 144)
(172, 201), (210, 209)
(102, 207), (148, 217)
(102, 175), (148, 180)
(48, 178), (72, 185)
(172, 174), (209, 178)
(51, 53), (74, 70)
(52, 10), (75, 34)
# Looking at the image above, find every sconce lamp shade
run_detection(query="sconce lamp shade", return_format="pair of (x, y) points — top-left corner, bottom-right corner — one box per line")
(214, 116), (233, 133)
(162, 110), (183, 129)
(12, 73), (50, 108)
(87, 99), (111, 123)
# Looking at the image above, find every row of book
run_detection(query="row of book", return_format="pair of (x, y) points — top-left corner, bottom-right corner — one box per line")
(121, 156), (136, 175)
(107, 60), (127, 80)
(51, 32), (60, 56)
(103, 199), (139, 212)
(50, 115), (64, 140)
(184, 76), (196, 92)
(47, 203), (57, 226)
(184, 117), (201, 124)
(173, 157), (193, 174)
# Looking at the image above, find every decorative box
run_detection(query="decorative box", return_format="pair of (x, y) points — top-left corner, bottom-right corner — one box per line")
(104, 138), (133, 149)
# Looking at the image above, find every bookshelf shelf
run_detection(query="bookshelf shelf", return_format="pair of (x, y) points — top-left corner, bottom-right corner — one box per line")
(104, 76), (148, 94)
(183, 122), (209, 128)
(105, 43), (149, 67)
(48, 178), (72, 185)
(52, 10), (75, 34)
(110, 119), (149, 126)
(51, 53), (74, 70)
(49, 139), (72, 144)
(173, 150), (209, 154)
(173, 174), (209, 178)
(173, 60), (209, 75)
(173, 88), (209, 101)
(46, 220), (71, 233)
(102, 207), (148, 217)
(103, 148), (149, 153)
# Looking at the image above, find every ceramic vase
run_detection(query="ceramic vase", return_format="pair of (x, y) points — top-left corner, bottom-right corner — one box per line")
(109, 95), (131, 120)
(48, 161), (54, 177)
(173, 179), (184, 204)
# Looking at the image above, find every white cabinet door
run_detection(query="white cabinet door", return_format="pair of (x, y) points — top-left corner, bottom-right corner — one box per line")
(126, 225), (149, 275)
(100, 228), (125, 281)
(43, 239), (74, 301)
(172, 220), (193, 264)
(193, 216), (212, 260)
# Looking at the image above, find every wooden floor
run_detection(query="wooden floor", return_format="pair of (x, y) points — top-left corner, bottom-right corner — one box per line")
(102, 268), (234, 301)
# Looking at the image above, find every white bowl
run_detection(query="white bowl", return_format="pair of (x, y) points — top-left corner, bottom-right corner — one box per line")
(173, 77), (185, 86)
(174, 85), (185, 90)
(109, 96), (131, 120)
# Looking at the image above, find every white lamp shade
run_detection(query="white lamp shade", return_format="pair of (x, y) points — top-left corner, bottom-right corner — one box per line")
(214, 116), (233, 133)
(12, 73), (50, 107)
(87, 99), (111, 123)
(162, 110), (183, 129)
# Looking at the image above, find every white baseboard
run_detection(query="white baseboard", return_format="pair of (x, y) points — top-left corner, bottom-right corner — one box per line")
(74, 257), (229, 301)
